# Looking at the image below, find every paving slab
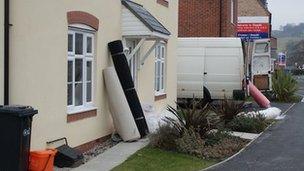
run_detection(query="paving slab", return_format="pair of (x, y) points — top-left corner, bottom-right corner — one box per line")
(72, 139), (149, 171)
(230, 131), (260, 140)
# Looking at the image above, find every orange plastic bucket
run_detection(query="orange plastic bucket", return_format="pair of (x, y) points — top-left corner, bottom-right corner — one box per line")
(29, 149), (57, 171)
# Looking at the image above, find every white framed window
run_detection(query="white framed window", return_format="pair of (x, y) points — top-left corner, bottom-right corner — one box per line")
(231, 0), (235, 24)
(67, 27), (95, 114)
(126, 40), (139, 87)
(155, 43), (166, 95)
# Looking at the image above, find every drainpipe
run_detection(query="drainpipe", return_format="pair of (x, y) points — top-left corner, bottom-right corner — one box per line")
(219, 0), (223, 37)
(4, 0), (10, 105)
(269, 13), (272, 38)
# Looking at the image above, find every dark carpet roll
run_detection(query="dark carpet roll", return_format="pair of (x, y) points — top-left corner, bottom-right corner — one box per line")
(125, 89), (149, 136)
(111, 53), (135, 89)
(108, 40), (149, 138)
(108, 40), (124, 56)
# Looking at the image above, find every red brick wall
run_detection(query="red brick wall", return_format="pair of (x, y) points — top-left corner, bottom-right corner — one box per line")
(178, 0), (237, 37)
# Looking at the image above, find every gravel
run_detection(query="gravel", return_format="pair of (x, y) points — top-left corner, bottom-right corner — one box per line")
(82, 139), (119, 163)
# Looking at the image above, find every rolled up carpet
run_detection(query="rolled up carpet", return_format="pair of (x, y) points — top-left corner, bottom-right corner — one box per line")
(248, 81), (271, 108)
(108, 40), (134, 90)
(103, 67), (140, 141)
(108, 40), (149, 137)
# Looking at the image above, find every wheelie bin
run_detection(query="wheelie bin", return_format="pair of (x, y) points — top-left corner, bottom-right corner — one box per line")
(0, 105), (38, 171)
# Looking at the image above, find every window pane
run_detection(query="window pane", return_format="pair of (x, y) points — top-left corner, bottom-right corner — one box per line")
(87, 82), (92, 102)
(75, 83), (83, 106)
(157, 76), (160, 91)
(161, 62), (165, 89)
(158, 61), (161, 77)
(161, 46), (165, 59)
(155, 63), (157, 90)
(75, 33), (83, 55)
(68, 34), (73, 52)
(68, 61), (73, 82)
(67, 84), (73, 105)
(87, 61), (92, 81)
(75, 59), (83, 82)
(255, 43), (269, 53)
(87, 37), (92, 54)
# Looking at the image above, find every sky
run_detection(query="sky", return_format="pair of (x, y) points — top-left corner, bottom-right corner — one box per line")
(268, 0), (304, 30)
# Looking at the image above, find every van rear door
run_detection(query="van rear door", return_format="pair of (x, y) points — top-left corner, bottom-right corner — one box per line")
(251, 39), (272, 90)
(251, 39), (271, 75)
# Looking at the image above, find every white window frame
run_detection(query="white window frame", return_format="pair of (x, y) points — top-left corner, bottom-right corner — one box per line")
(126, 39), (139, 88)
(231, 0), (235, 24)
(67, 26), (96, 114)
(154, 43), (166, 95)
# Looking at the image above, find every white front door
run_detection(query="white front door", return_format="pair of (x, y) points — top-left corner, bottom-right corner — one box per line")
(126, 40), (139, 87)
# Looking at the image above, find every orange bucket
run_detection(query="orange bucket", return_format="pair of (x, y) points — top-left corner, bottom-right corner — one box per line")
(29, 149), (57, 171)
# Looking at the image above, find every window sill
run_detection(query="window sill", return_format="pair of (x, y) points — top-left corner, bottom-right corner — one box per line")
(67, 106), (97, 115)
(67, 107), (97, 123)
(155, 93), (167, 101)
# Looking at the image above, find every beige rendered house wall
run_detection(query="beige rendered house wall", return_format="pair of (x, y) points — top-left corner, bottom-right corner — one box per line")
(9, 0), (178, 150)
(0, 2), (4, 105)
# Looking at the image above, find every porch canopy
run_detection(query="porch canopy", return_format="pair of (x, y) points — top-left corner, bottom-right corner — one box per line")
(121, 0), (171, 66)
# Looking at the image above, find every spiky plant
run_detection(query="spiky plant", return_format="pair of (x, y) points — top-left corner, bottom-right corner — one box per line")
(211, 98), (245, 124)
(272, 69), (298, 102)
(164, 99), (219, 137)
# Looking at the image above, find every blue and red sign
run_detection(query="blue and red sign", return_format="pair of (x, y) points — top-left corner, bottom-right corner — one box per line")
(237, 23), (269, 41)
(277, 52), (286, 66)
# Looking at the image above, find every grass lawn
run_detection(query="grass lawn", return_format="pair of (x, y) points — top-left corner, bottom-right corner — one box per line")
(112, 147), (217, 171)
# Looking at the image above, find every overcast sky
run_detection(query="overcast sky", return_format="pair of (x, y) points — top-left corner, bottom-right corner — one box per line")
(268, 0), (304, 30)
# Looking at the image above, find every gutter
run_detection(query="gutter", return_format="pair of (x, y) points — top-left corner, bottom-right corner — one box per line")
(4, 0), (10, 105)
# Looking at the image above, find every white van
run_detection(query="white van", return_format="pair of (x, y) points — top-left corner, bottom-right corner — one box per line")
(177, 38), (245, 100)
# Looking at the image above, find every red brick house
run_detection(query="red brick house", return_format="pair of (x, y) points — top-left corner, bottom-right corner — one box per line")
(178, 0), (238, 37)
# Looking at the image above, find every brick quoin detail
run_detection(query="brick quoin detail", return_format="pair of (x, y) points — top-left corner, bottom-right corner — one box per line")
(67, 109), (97, 123)
(157, 0), (169, 7)
(75, 134), (111, 153)
(67, 11), (99, 30)
(179, 0), (237, 37)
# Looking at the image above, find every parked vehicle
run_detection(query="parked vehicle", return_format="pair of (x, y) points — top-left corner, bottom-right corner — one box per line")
(177, 38), (245, 100)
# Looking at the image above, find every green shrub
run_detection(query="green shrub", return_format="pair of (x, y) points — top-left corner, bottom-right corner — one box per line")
(175, 128), (205, 157)
(150, 99), (250, 160)
(211, 98), (245, 124)
(226, 115), (269, 133)
(175, 128), (248, 160)
(272, 70), (298, 102)
(204, 130), (231, 146)
(149, 125), (181, 151)
(202, 137), (249, 160)
(165, 100), (220, 137)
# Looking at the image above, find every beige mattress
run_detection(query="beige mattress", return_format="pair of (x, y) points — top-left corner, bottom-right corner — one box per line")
(103, 67), (140, 141)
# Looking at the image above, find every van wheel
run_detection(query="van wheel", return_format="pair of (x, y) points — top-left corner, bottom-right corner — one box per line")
(203, 86), (212, 103)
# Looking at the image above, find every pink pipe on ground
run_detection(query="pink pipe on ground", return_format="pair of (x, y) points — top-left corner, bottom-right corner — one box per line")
(248, 81), (271, 108)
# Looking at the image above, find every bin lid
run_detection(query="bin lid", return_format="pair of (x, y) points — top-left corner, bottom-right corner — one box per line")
(0, 105), (38, 117)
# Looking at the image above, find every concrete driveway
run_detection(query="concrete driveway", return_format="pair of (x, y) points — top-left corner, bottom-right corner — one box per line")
(208, 76), (304, 171)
